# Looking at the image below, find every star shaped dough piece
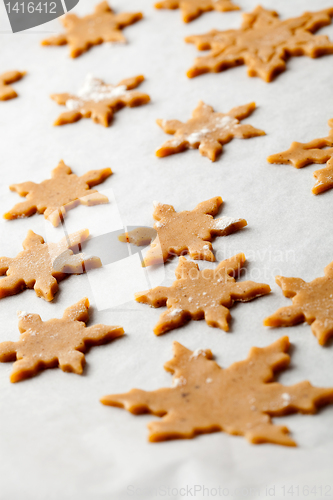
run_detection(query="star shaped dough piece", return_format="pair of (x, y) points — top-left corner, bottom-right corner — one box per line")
(41, 1), (143, 58)
(0, 298), (124, 383)
(264, 262), (333, 346)
(101, 337), (333, 445)
(186, 6), (333, 82)
(136, 254), (270, 335)
(0, 229), (101, 301)
(143, 196), (247, 266)
(155, 0), (239, 23)
(4, 160), (111, 226)
(268, 119), (333, 195)
(0, 71), (26, 101)
(156, 101), (265, 161)
(51, 74), (150, 127)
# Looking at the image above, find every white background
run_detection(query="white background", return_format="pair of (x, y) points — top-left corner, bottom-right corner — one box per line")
(1, 0), (333, 498)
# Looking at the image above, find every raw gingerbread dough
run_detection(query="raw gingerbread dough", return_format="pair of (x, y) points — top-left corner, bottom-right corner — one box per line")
(136, 253), (270, 335)
(186, 6), (333, 81)
(41, 1), (143, 58)
(4, 160), (111, 226)
(0, 71), (26, 101)
(0, 297), (124, 383)
(0, 229), (101, 301)
(101, 337), (333, 445)
(155, 0), (239, 23)
(142, 196), (246, 266)
(268, 119), (333, 195)
(51, 74), (150, 127)
(156, 101), (265, 161)
(118, 227), (157, 246)
(264, 262), (333, 346)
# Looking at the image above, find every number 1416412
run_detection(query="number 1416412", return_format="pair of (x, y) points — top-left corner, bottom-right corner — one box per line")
(5, 2), (57, 13)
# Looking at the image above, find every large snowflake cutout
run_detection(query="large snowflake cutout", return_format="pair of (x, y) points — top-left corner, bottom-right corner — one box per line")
(101, 337), (333, 445)
(186, 6), (333, 82)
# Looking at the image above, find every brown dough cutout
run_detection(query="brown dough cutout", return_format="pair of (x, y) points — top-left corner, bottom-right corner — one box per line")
(143, 197), (247, 266)
(0, 229), (101, 301)
(156, 101), (265, 162)
(4, 160), (111, 226)
(41, 1), (143, 58)
(0, 71), (26, 101)
(136, 254), (270, 335)
(264, 262), (333, 346)
(155, 0), (239, 23)
(268, 119), (333, 195)
(0, 298), (124, 383)
(51, 74), (150, 127)
(101, 337), (333, 445)
(186, 6), (333, 82)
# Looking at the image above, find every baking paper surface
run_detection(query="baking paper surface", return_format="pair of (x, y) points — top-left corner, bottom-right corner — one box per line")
(0, 0), (333, 498)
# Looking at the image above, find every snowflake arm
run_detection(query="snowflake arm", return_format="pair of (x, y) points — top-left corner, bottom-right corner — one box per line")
(313, 158), (333, 194)
(0, 70), (26, 100)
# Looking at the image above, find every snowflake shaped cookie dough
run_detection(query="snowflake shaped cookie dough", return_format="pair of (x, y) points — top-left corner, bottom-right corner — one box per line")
(264, 262), (333, 346)
(186, 6), (333, 81)
(101, 337), (333, 445)
(136, 253), (270, 335)
(51, 74), (150, 127)
(41, 1), (143, 58)
(156, 101), (265, 161)
(143, 196), (247, 266)
(155, 0), (239, 23)
(4, 160), (111, 226)
(0, 298), (124, 382)
(0, 71), (26, 101)
(0, 229), (101, 301)
(268, 119), (333, 195)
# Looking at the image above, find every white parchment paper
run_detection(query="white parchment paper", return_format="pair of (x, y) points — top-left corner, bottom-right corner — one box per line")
(1, 0), (333, 498)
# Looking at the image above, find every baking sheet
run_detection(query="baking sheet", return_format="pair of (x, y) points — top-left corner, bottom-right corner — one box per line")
(1, 0), (333, 498)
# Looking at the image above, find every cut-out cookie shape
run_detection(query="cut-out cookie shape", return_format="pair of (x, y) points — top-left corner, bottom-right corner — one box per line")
(41, 1), (143, 58)
(0, 71), (26, 101)
(0, 229), (101, 301)
(155, 0), (239, 23)
(156, 101), (265, 161)
(186, 6), (333, 81)
(51, 74), (150, 127)
(142, 197), (247, 266)
(4, 160), (111, 226)
(0, 298), (124, 383)
(101, 337), (333, 445)
(268, 119), (333, 195)
(136, 253), (270, 335)
(264, 262), (333, 346)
